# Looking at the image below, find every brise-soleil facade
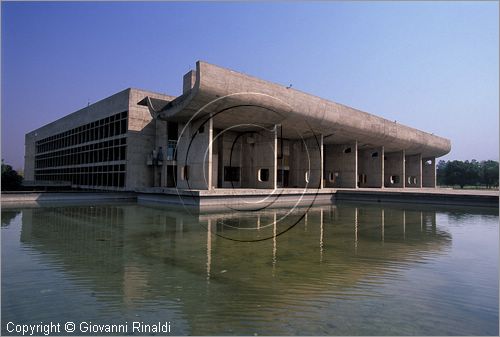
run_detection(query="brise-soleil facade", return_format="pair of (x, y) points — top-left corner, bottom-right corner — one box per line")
(24, 61), (451, 191)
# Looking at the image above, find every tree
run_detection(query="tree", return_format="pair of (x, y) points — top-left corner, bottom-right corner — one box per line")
(480, 160), (499, 188)
(442, 160), (477, 188)
(464, 160), (480, 188)
(437, 159), (499, 189)
(1, 160), (23, 191)
(436, 160), (447, 186)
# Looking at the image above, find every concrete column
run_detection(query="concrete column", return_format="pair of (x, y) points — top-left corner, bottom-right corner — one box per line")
(323, 140), (357, 188)
(273, 127), (278, 190)
(384, 150), (405, 188)
(422, 156), (436, 188)
(357, 146), (384, 188)
(405, 153), (422, 188)
(381, 146), (385, 188)
(402, 150), (405, 188)
(207, 118), (213, 190)
(320, 134), (324, 189)
(354, 141), (358, 189)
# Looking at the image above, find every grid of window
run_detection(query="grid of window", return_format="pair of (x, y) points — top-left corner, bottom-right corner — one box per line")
(35, 164), (126, 187)
(36, 111), (128, 153)
(35, 138), (126, 168)
(34, 111), (128, 188)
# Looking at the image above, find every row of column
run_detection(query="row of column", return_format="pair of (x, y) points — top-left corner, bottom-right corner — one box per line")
(323, 142), (437, 188)
(174, 120), (436, 190)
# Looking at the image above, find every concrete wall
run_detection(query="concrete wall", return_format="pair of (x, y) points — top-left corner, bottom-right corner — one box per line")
(183, 70), (197, 94)
(405, 154), (422, 188)
(384, 150), (405, 188)
(176, 118), (213, 190)
(324, 141), (357, 188)
(241, 128), (277, 189)
(127, 90), (155, 189)
(126, 89), (176, 190)
(156, 119), (168, 187)
(216, 130), (243, 188)
(422, 157), (436, 188)
(358, 146), (384, 188)
(24, 136), (36, 181)
(289, 136), (323, 188)
(277, 138), (291, 188)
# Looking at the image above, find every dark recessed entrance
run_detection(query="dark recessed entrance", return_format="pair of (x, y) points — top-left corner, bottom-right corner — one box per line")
(277, 169), (289, 188)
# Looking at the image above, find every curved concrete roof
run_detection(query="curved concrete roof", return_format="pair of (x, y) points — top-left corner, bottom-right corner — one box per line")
(153, 61), (451, 158)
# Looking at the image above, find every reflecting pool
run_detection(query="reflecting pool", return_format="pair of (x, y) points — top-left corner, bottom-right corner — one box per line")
(1, 202), (498, 335)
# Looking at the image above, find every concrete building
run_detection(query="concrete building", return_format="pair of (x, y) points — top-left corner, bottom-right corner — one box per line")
(24, 88), (174, 190)
(25, 61), (451, 193)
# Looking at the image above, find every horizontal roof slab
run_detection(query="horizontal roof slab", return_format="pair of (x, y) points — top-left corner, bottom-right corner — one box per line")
(141, 61), (451, 158)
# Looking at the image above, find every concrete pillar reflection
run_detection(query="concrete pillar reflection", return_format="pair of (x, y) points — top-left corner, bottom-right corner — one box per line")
(354, 207), (358, 253)
(381, 208), (385, 243)
(403, 210), (406, 240)
(272, 212), (277, 276)
(320, 208), (324, 263)
(206, 219), (212, 283)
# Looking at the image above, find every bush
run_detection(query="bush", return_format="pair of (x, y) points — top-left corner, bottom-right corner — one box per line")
(1, 160), (23, 191)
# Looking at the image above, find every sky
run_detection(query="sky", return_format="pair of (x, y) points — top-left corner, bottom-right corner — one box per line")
(2, 1), (499, 170)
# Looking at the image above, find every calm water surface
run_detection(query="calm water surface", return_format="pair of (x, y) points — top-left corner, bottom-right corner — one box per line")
(1, 201), (498, 335)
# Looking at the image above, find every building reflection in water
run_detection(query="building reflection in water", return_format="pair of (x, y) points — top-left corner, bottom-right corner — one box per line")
(20, 203), (449, 285)
(15, 201), (488, 334)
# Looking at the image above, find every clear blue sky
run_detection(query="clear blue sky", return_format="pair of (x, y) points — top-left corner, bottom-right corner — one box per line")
(2, 1), (498, 170)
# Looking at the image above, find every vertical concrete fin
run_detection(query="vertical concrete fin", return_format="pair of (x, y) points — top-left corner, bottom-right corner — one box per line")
(402, 150), (405, 188)
(183, 70), (197, 94)
(381, 146), (385, 189)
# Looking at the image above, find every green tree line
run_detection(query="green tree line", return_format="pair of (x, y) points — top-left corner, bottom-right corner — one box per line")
(437, 160), (499, 189)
